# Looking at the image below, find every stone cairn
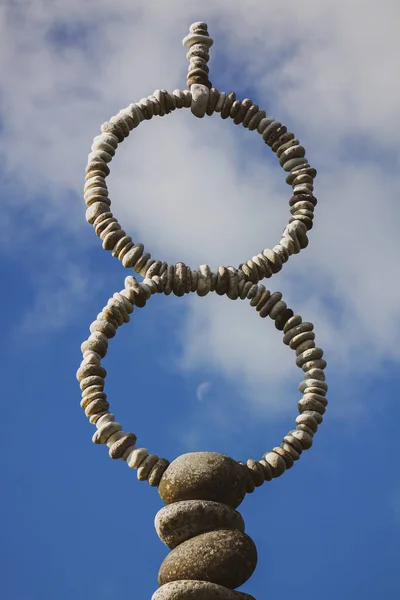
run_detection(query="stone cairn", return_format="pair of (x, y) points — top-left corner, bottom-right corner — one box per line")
(77, 22), (327, 600)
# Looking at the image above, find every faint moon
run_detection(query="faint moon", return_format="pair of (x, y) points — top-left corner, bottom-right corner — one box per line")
(196, 381), (211, 402)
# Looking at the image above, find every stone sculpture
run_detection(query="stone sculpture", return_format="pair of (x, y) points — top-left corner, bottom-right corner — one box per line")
(77, 22), (327, 600)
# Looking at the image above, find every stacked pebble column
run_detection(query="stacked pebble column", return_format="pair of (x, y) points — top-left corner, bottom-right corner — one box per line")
(152, 452), (258, 600)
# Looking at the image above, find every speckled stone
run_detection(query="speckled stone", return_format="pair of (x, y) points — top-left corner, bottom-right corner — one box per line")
(158, 452), (248, 508)
(246, 459), (265, 487)
(152, 581), (256, 600)
(137, 453), (159, 480)
(155, 500), (245, 549)
(148, 458), (170, 487)
(158, 529), (257, 589)
(109, 432), (137, 459)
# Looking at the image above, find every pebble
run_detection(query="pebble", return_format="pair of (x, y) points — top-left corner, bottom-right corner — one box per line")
(248, 109), (265, 131)
(274, 308), (294, 331)
(112, 236), (133, 258)
(81, 383), (103, 398)
(282, 434), (303, 455)
(269, 299), (287, 320)
(281, 442), (300, 461)
(80, 391), (106, 410)
(109, 432), (137, 459)
(262, 248), (282, 273)
(289, 330), (315, 350)
(279, 145), (306, 166)
(286, 166), (317, 185)
(283, 315), (302, 333)
(295, 339), (316, 355)
(296, 413), (319, 433)
(296, 347), (323, 368)
(271, 131), (295, 153)
(158, 529), (257, 590)
(298, 396), (326, 415)
(155, 499), (245, 549)
(272, 446), (294, 469)
(250, 284), (266, 307)
(233, 98), (252, 125)
(96, 413), (115, 428)
(85, 201), (110, 225)
(206, 88), (220, 115)
(242, 103), (259, 128)
(258, 459), (273, 481)
(291, 429), (313, 449)
(261, 121), (281, 144)
(158, 452), (248, 509)
(299, 379), (327, 393)
(127, 447), (148, 469)
(191, 84), (209, 118)
(221, 92), (236, 119)
(296, 423), (316, 437)
(120, 243), (143, 269)
(246, 459), (265, 487)
(257, 116), (275, 135)
(79, 375), (104, 391)
(106, 431), (125, 447)
(301, 409), (323, 425)
(152, 581), (256, 600)
(138, 453), (159, 480)
(263, 451), (286, 477)
(93, 421), (122, 444)
(89, 411), (108, 425)
(76, 363), (106, 382)
(81, 332), (108, 357)
(84, 396), (109, 419)
(214, 92), (226, 112)
(283, 157), (309, 173)
(197, 265), (211, 296)
(148, 458), (170, 487)
(276, 138), (299, 158)
(283, 322), (314, 345)
(259, 291), (282, 318)
(301, 358), (327, 372)
(124, 276), (147, 307)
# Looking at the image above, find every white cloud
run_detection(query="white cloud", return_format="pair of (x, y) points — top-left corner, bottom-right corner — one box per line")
(1, 0), (399, 414)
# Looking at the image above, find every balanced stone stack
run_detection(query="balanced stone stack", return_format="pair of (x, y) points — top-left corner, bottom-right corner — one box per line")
(154, 453), (257, 600)
(78, 21), (328, 600)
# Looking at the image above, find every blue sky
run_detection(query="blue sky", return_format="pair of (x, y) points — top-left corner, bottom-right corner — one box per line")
(1, 1), (400, 598)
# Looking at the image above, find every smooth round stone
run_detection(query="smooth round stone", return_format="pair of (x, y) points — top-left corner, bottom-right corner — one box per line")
(158, 452), (248, 508)
(158, 529), (257, 589)
(152, 581), (256, 600)
(155, 500), (245, 549)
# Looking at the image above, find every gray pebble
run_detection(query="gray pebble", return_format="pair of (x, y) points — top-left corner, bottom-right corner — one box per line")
(138, 453), (159, 480)
(263, 451), (286, 477)
(158, 452), (248, 509)
(158, 529), (257, 590)
(152, 580), (256, 600)
(155, 499), (245, 549)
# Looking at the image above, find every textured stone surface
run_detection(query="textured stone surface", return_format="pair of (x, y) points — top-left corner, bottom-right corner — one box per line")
(158, 452), (248, 508)
(152, 581), (256, 600)
(158, 529), (257, 589)
(155, 500), (245, 549)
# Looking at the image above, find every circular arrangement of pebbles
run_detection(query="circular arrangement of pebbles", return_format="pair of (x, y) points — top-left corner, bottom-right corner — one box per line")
(85, 24), (317, 292)
(78, 21), (327, 600)
(76, 275), (327, 489)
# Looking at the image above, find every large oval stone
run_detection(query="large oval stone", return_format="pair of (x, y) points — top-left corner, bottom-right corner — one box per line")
(158, 452), (248, 508)
(158, 529), (257, 590)
(155, 500), (245, 549)
(152, 580), (256, 600)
